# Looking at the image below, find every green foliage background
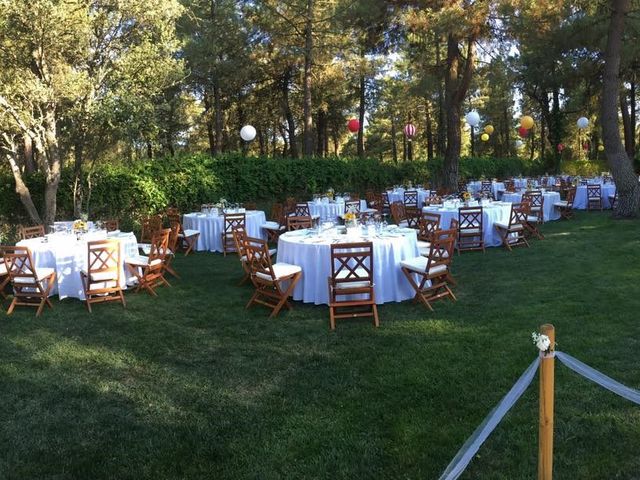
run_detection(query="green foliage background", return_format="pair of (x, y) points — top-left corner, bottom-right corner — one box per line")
(0, 153), (600, 233)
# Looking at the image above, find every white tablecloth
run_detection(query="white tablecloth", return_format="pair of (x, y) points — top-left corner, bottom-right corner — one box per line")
(16, 231), (138, 300)
(423, 203), (513, 248)
(467, 181), (505, 199)
(277, 228), (420, 305)
(386, 189), (431, 206)
(307, 200), (368, 221)
(183, 210), (267, 252)
(573, 184), (616, 209)
(502, 191), (561, 221)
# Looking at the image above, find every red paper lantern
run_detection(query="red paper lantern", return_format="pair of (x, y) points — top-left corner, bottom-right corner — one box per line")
(347, 118), (360, 133)
(404, 123), (417, 138)
(557, 143), (564, 152)
(518, 127), (528, 138)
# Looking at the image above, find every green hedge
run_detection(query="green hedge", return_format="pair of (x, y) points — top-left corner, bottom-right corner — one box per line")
(0, 153), (569, 233)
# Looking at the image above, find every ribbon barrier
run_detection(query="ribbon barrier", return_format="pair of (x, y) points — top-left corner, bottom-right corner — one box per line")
(438, 325), (640, 480)
(438, 358), (540, 480)
(556, 351), (640, 405)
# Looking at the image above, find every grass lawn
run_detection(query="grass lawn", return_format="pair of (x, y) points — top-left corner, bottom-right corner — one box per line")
(1, 211), (639, 479)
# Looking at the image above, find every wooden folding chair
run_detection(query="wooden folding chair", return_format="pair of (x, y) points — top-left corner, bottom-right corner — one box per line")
(103, 219), (120, 232)
(417, 212), (441, 256)
(293, 203), (311, 217)
(262, 202), (287, 244)
(480, 181), (493, 199)
(234, 227), (276, 285)
(163, 221), (181, 279)
(327, 242), (378, 330)
(0, 245), (24, 306)
(168, 213), (200, 256)
(522, 190), (544, 223)
(287, 215), (312, 231)
(587, 184), (603, 211)
(554, 187), (576, 220)
(404, 190), (419, 208)
(457, 206), (484, 254)
(221, 212), (245, 256)
(390, 202), (409, 227)
(80, 239), (126, 313)
(345, 200), (361, 213)
(20, 225), (45, 240)
(137, 214), (162, 253)
(424, 195), (442, 206)
(382, 192), (391, 214)
(494, 202), (530, 251)
(4, 246), (56, 316)
(125, 228), (171, 296)
(401, 232), (456, 311)
(244, 202), (257, 210)
(503, 179), (516, 193)
(243, 236), (302, 317)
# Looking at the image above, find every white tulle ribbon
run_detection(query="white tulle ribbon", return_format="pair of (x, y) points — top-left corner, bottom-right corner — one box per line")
(556, 351), (640, 405)
(438, 358), (540, 480)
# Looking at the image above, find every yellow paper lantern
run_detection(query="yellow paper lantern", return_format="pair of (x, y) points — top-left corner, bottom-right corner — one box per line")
(520, 115), (535, 130)
(484, 125), (494, 135)
(598, 144), (605, 152)
(480, 133), (490, 142)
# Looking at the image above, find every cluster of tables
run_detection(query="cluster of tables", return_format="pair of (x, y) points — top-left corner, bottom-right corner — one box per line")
(16, 230), (138, 301)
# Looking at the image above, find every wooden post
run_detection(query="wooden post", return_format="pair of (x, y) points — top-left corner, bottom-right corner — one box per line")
(538, 324), (556, 480)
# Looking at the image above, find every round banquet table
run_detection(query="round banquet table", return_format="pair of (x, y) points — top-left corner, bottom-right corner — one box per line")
(386, 188), (431, 206)
(276, 227), (420, 305)
(502, 191), (561, 221)
(16, 230), (138, 300)
(423, 202), (513, 248)
(573, 184), (616, 209)
(467, 181), (505, 199)
(307, 199), (368, 222)
(183, 210), (267, 252)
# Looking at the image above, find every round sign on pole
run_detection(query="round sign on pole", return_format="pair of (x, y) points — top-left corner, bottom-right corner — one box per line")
(465, 111), (480, 127)
(404, 123), (417, 139)
(240, 125), (256, 142)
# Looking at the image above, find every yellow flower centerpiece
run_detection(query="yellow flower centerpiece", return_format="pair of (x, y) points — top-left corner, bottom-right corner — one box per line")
(344, 205), (358, 229)
(73, 220), (88, 233)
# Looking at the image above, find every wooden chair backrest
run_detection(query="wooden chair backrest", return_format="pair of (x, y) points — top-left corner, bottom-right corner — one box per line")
(365, 189), (376, 204)
(86, 239), (121, 283)
(140, 215), (162, 243)
(20, 225), (45, 240)
(270, 203), (285, 224)
(509, 202), (529, 228)
(480, 181), (492, 196)
(419, 212), (441, 242)
(243, 236), (276, 281)
(148, 228), (171, 271)
(4, 247), (41, 290)
(404, 190), (418, 207)
(458, 206), (483, 233)
(433, 228), (457, 259)
(579, 179), (588, 186)
(382, 192), (390, 207)
(285, 197), (297, 213)
(232, 226), (247, 259)
(223, 212), (246, 236)
(330, 242), (373, 287)
(390, 201), (405, 225)
(287, 216), (312, 231)
(504, 180), (515, 192)
(424, 195), (442, 206)
(457, 180), (467, 193)
(294, 203), (311, 217)
(425, 231), (455, 271)
(587, 184), (601, 199)
(345, 200), (361, 213)
(522, 190), (543, 209)
(565, 187), (576, 207)
(168, 221), (180, 253)
(103, 219), (119, 232)
(449, 218), (459, 230)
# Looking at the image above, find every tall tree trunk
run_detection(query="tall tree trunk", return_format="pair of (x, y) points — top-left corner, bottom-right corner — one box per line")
(316, 109), (325, 157)
(23, 134), (35, 174)
(435, 37), (446, 157)
(391, 115), (398, 163)
(147, 142), (153, 159)
(357, 65), (366, 158)
(620, 82), (636, 160)
(443, 35), (475, 191)
(258, 127), (266, 156)
(504, 105), (512, 157)
(43, 106), (60, 226)
(73, 139), (85, 217)
(213, 86), (224, 153)
(425, 100), (434, 161)
(601, 0), (640, 217)
(302, 0), (314, 157)
(281, 70), (298, 158)
(551, 87), (562, 171)
(470, 126), (475, 157)
(323, 120), (329, 157)
(5, 149), (42, 224)
(203, 92), (216, 156)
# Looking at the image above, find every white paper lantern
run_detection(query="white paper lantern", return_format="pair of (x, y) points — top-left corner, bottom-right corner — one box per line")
(240, 125), (257, 142)
(576, 117), (589, 129)
(515, 140), (524, 149)
(465, 111), (480, 127)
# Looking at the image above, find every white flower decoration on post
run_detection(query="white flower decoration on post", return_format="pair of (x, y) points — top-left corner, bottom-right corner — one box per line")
(532, 332), (553, 356)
